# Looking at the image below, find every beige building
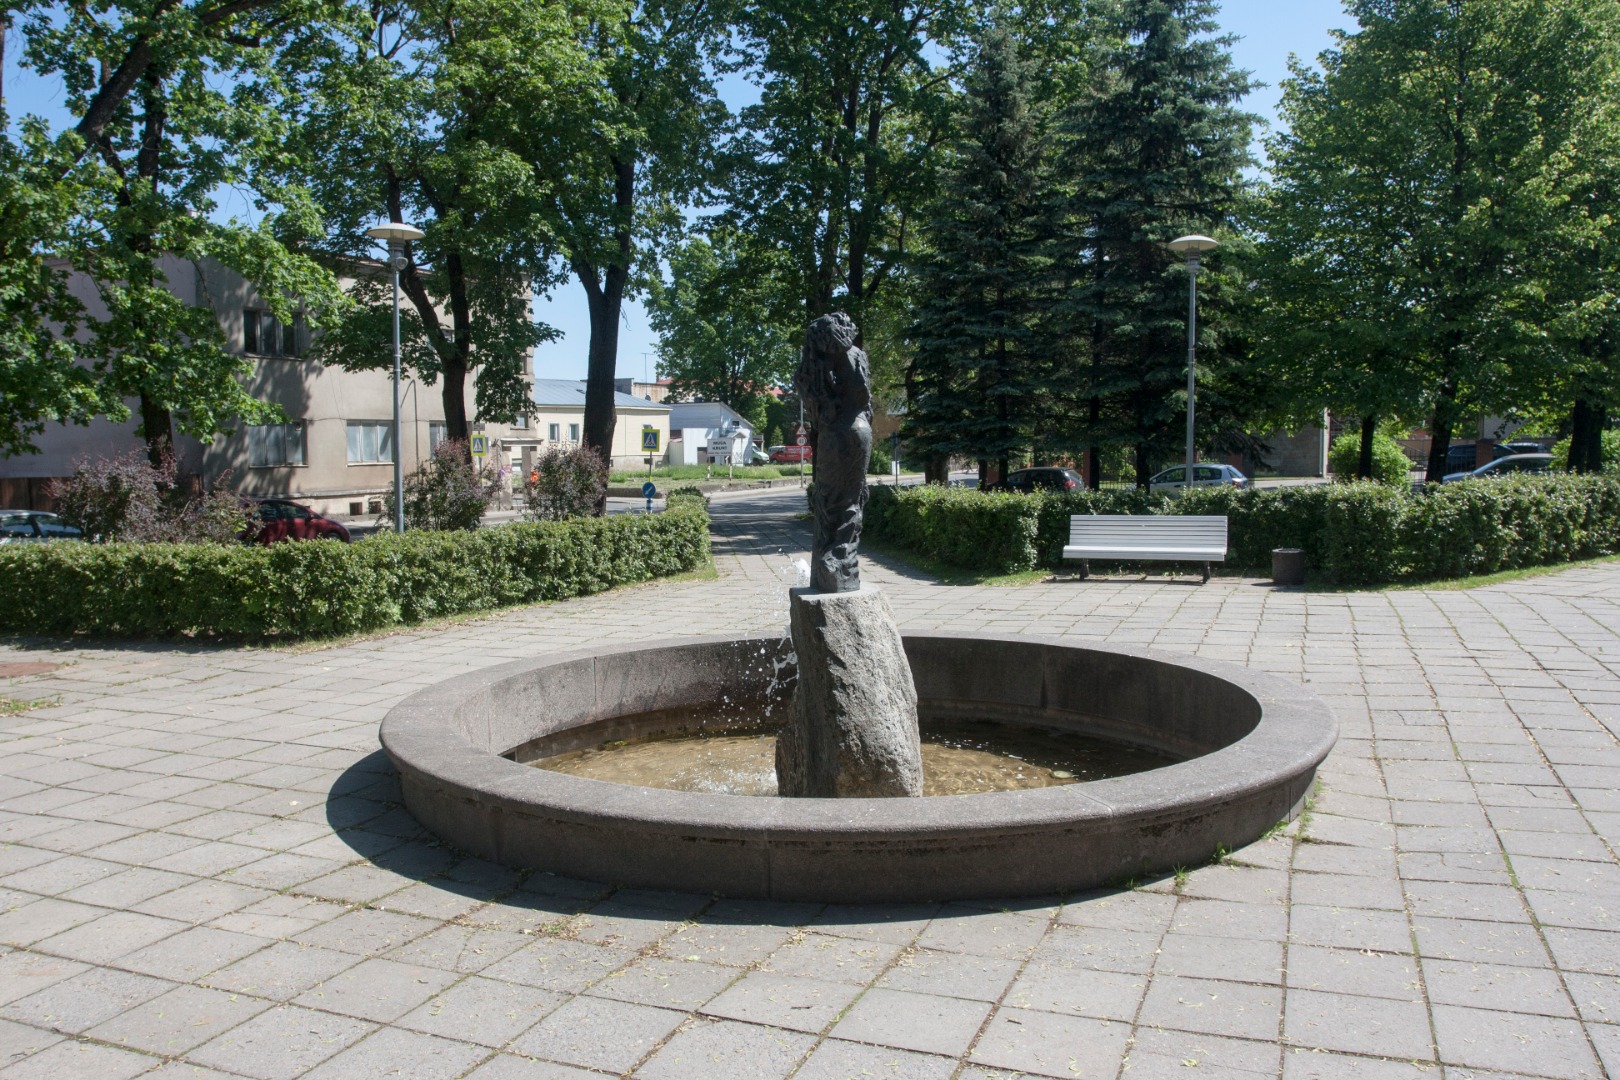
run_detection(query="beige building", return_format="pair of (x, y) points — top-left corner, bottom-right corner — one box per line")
(0, 255), (537, 516)
(531, 381), (671, 470)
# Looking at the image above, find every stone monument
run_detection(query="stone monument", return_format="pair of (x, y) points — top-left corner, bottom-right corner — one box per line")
(776, 314), (923, 798)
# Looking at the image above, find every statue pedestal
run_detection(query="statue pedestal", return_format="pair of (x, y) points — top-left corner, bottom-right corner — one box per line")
(776, 584), (922, 798)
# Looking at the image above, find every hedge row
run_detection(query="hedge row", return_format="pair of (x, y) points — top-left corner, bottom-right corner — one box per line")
(865, 476), (1620, 586)
(0, 502), (711, 641)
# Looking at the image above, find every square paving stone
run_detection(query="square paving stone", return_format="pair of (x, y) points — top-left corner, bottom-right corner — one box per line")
(1288, 905), (1413, 954)
(1430, 1003), (1601, 1077)
(763, 931), (901, 984)
(969, 1006), (1131, 1079)
(1004, 963), (1145, 1022)
(132, 878), (271, 924)
(1129, 1027), (1282, 1078)
(811, 903), (938, 944)
(1, 966), (175, 1033)
(508, 995), (685, 1073)
(0, 950), (87, 1007)
(384, 924), (531, 974)
(202, 940), (361, 1001)
(0, 898), (106, 947)
(1593, 1022), (1620, 1078)
(1057, 888), (1177, 931)
(876, 947), (1023, 1002)
(399, 974), (563, 1047)
(188, 1003), (376, 1079)
(0, 1037), (156, 1080)
(302, 1025), (488, 1080)
(84, 983), (270, 1055)
(1564, 971), (1620, 1024)
(480, 937), (632, 993)
(1179, 865), (1290, 907)
(1542, 926), (1620, 975)
(1421, 958), (1576, 1017)
(662, 918), (795, 967)
(462, 1055), (602, 1079)
(293, 907), (438, 955)
(1137, 975), (1281, 1041)
(1172, 899), (1289, 943)
(1289, 872), (1406, 912)
(292, 957), (458, 1023)
(587, 956), (738, 1010)
(700, 970), (862, 1033)
(1285, 944), (1420, 1000)
(635, 1017), (817, 1080)
(1028, 924), (1161, 976)
(1280, 1047), (1438, 1079)
(1282, 987), (1433, 1060)
(1413, 917), (1552, 968)
(0, 1016), (60, 1067)
(31, 909), (185, 963)
(830, 987), (991, 1056)
(792, 1038), (957, 1080)
(116, 925), (269, 981)
(915, 908), (1050, 960)
(1156, 932), (1285, 985)
(60, 866), (194, 908)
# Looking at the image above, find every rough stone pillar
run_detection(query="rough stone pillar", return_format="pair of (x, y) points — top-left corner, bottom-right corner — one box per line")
(776, 584), (923, 798)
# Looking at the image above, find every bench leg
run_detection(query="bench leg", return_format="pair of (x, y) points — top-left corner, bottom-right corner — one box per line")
(1202, 562), (1210, 584)
(1080, 561), (1089, 581)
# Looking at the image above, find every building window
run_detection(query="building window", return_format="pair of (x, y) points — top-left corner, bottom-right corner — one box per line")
(511, 414), (529, 430)
(243, 310), (306, 357)
(346, 421), (395, 464)
(429, 422), (448, 453)
(247, 422), (306, 467)
(548, 423), (560, 441)
(569, 423), (580, 442)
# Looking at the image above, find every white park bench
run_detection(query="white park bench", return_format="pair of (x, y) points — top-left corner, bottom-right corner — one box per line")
(1062, 515), (1229, 583)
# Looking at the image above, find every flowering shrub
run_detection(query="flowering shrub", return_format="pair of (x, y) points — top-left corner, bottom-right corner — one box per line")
(380, 439), (500, 531)
(525, 444), (608, 520)
(49, 451), (249, 543)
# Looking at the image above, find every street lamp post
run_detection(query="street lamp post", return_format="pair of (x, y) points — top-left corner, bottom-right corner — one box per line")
(1167, 235), (1219, 491)
(365, 221), (425, 533)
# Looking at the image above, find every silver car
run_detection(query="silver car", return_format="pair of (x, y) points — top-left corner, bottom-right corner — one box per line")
(1440, 453), (1554, 483)
(1147, 464), (1249, 493)
(0, 510), (83, 542)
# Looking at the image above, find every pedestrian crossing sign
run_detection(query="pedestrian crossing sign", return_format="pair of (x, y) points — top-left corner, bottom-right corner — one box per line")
(641, 427), (660, 453)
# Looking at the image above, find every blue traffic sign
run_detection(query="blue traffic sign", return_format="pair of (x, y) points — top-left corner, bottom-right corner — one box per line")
(642, 481), (657, 499)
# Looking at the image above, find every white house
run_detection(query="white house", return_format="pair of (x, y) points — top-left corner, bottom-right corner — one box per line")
(666, 401), (756, 466)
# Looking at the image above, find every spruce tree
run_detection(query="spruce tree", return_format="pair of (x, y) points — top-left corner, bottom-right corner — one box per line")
(905, 27), (1052, 486)
(1056, 0), (1253, 487)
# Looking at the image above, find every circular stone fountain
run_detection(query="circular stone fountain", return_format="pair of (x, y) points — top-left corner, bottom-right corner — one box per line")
(380, 633), (1336, 903)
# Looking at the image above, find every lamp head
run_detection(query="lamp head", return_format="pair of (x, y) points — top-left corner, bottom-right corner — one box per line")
(1167, 234), (1219, 256)
(366, 221), (425, 245)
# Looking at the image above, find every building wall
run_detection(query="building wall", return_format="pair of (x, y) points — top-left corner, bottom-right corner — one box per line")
(0, 255), (533, 516)
(528, 407), (671, 469)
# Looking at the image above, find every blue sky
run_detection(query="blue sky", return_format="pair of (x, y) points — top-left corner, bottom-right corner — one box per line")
(2, 0), (1353, 383)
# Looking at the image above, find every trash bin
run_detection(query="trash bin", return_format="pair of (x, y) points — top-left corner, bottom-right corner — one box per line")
(1272, 548), (1306, 587)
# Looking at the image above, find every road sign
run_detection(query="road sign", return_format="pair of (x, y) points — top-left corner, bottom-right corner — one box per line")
(642, 481), (657, 499)
(470, 434), (488, 458)
(641, 426), (660, 452)
(795, 433), (807, 447)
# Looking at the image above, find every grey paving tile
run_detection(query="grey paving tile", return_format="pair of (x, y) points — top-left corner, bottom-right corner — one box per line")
(1430, 1003), (1601, 1077)
(1282, 987), (1433, 1060)
(31, 909), (185, 964)
(0, 950), (87, 1007)
(1172, 899), (1289, 943)
(1413, 917), (1552, 968)
(829, 987), (992, 1056)
(634, 1017), (816, 1079)
(1156, 932), (1284, 985)
(292, 907), (438, 956)
(0, 1037), (155, 1080)
(480, 937), (633, 993)
(463, 1056), (602, 1080)
(1289, 905), (1413, 954)
(188, 1003), (375, 1079)
(1004, 962), (1144, 1022)
(915, 908), (1050, 960)
(969, 1007), (1131, 1079)
(1137, 974), (1282, 1041)
(0, 1016), (60, 1069)
(84, 983), (270, 1055)
(202, 940), (361, 1001)
(588, 956), (738, 1011)
(1280, 1046), (1436, 1078)
(699, 970), (862, 1033)
(876, 947), (1023, 1003)
(291, 956), (458, 1023)
(116, 925), (269, 981)
(383, 923), (531, 975)
(793, 1040), (958, 1079)
(0, 966), (175, 1033)
(398, 974), (564, 1046)
(301, 1025), (488, 1079)
(1129, 1028), (1280, 1079)
(509, 995), (684, 1073)
(1421, 957), (1576, 1017)
(762, 931), (901, 984)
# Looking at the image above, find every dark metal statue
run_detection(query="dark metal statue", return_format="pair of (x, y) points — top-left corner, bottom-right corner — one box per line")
(795, 313), (872, 593)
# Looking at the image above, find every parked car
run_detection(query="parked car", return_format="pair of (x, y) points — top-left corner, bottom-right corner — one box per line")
(750, 446), (771, 465)
(770, 445), (812, 464)
(1444, 443), (1479, 474)
(997, 467), (1084, 493)
(1439, 453), (1554, 484)
(1493, 440), (1547, 459)
(241, 499), (351, 544)
(0, 510), (82, 543)
(1147, 464), (1249, 493)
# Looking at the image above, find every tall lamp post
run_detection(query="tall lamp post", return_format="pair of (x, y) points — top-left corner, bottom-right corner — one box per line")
(365, 221), (425, 533)
(1167, 235), (1218, 491)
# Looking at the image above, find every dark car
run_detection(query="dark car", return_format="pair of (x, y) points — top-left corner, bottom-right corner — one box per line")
(0, 510), (82, 543)
(242, 499), (351, 544)
(1439, 453), (1555, 483)
(998, 467), (1084, 493)
(1444, 443), (1479, 474)
(1493, 440), (1547, 459)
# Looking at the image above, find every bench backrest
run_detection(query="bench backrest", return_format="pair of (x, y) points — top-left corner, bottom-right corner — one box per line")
(1068, 515), (1228, 549)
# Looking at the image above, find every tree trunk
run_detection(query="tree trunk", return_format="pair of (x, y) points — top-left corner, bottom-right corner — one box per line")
(1569, 398), (1592, 472)
(578, 156), (635, 514)
(139, 393), (173, 469)
(925, 455), (947, 484)
(1423, 374), (1461, 483)
(1135, 442), (1151, 490)
(1086, 395), (1101, 490)
(1357, 414), (1376, 480)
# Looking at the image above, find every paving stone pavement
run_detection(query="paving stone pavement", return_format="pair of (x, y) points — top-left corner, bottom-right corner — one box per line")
(0, 487), (1617, 1080)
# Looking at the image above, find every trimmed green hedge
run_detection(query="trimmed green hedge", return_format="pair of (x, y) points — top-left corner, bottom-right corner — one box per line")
(0, 502), (712, 641)
(865, 476), (1620, 586)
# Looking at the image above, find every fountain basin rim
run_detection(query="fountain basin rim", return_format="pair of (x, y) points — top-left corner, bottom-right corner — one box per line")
(380, 632), (1336, 840)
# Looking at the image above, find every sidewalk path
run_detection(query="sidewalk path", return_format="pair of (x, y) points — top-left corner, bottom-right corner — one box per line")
(0, 490), (1615, 1079)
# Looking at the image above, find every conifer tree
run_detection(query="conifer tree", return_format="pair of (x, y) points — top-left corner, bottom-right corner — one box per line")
(1055, 0), (1253, 487)
(905, 27), (1051, 486)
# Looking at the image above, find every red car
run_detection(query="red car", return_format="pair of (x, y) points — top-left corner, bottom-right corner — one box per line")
(770, 444), (813, 464)
(242, 499), (351, 544)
